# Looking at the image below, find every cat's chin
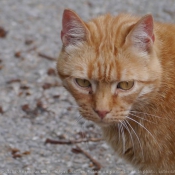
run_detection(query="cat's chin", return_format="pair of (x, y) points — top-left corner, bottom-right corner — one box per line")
(94, 120), (119, 127)
(84, 115), (123, 127)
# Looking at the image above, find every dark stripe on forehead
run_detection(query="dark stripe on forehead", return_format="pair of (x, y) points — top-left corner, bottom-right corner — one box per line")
(87, 61), (93, 79)
(116, 59), (121, 80)
(107, 61), (113, 82)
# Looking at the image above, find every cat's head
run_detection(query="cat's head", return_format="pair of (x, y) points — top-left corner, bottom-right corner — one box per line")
(57, 9), (162, 127)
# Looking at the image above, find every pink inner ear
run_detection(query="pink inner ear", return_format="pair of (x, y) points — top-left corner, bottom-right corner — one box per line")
(61, 30), (64, 42)
(61, 9), (87, 46)
(62, 10), (74, 35)
(128, 14), (155, 52)
(142, 15), (155, 43)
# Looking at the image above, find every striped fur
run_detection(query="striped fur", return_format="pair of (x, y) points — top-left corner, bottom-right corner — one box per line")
(57, 9), (175, 174)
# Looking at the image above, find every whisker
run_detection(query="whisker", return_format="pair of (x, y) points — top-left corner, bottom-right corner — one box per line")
(118, 122), (122, 141)
(130, 110), (171, 121)
(126, 116), (160, 148)
(122, 121), (136, 157)
(129, 113), (157, 124)
(75, 115), (84, 124)
(125, 120), (144, 160)
(120, 123), (126, 154)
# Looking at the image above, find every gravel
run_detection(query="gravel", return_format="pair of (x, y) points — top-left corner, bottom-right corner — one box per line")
(0, 0), (174, 175)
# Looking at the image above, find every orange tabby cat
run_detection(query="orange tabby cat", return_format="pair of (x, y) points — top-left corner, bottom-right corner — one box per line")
(57, 9), (175, 174)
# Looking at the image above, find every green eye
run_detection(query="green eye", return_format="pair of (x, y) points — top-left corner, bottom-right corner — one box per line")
(75, 78), (91, 87)
(117, 81), (134, 90)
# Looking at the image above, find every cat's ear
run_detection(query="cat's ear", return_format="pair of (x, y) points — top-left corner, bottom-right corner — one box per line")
(126, 14), (155, 53)
(61, 9), (88, 46)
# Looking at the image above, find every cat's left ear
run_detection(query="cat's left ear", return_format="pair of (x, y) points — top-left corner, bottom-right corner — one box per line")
(126, 14), (155, 53)
(61, 9), (88, 46)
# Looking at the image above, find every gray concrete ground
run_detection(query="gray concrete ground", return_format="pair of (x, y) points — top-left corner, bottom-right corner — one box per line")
(0, 0), (174, 175)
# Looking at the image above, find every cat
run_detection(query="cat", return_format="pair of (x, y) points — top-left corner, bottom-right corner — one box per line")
(57, 9), (175, 174)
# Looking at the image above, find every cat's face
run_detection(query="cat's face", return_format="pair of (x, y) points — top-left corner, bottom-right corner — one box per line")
(57, 9), (162, 127)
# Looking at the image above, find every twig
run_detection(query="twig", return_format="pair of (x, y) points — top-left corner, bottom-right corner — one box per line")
(45, 137), (102, 173)
(6, 79), (21, 84)
(45, 138), (102, 145)
(14, 46), (37, 59)
(38, 52), (56, 61)
(73, 145), (102, 171)
(26, 46), (37, 52)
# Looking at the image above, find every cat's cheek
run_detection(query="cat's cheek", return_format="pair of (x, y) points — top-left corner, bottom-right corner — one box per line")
(68, 88), (92, 102)
(138, 85), (158, 100)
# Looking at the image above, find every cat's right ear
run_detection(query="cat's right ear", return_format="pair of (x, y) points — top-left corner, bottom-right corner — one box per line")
(61, 9), (88, 46)
(125, 14), (155, 53)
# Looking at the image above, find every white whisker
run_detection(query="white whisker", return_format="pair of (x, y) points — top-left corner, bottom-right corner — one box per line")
(129, 113), (157, 124)
(75, 115), (84, 124)
(122, 121), (135, 157)
(130, 110), (171, 121)
(118, 121), (122, 141)
(126, 116), (160, 148)
(120, 123), (126, 154)
(125, 120), (144, 160)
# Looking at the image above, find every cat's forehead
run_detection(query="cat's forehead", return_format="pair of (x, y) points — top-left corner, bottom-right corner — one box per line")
(87, 54), (119, 82)
(86, 14), (135, 50)
(82, 15), (134, 81)
(69, 46), (151, 83)
(64, 39), (152, 84)
(70, 49), (133, 82)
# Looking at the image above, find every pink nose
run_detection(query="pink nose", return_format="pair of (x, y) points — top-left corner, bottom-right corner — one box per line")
(95, 110), (110, 119)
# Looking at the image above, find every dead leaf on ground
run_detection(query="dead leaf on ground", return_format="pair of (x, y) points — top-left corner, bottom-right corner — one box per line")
(53, 95), (60, 99)
(22, 151), (31, 155)
(6, 79), (21, 84)
(0, 26), (7, 38)
(25, 39), (34, 45)
(36, 100), (47, 110)
(71, 147), (82, 154)
(14, 51), (21, 58)
(20, 85), (30, 90)
(38, 52), (56, 61)
(42, 82), (60, 90)
(47, 68), (56, 76)
(42, 83), (52, 90)
(21, 104), (30, 112)
(10, 148), (20, 155)
(10, 147), (31, 159)
(0, 106), (3, 114)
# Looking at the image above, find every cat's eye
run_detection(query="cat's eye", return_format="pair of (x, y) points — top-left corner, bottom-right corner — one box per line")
(75, 78), (91, 88)
(117, 81), (134, 90)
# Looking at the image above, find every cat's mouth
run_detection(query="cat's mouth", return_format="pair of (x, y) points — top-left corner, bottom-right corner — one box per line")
(95, 120), (120, 127)
(84, 113), (127, 126)
(96, 117), (125, 126)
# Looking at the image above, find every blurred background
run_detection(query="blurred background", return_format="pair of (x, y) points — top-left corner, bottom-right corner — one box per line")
(0, 0), (174, 174)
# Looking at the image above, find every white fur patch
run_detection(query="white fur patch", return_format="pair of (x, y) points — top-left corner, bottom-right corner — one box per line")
(139, 85), (153, 97)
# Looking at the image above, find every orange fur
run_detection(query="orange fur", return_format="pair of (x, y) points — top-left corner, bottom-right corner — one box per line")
(57, 9), (175, 174)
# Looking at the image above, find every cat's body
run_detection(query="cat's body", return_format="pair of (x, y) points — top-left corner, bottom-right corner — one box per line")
(57, 9), (175, 174)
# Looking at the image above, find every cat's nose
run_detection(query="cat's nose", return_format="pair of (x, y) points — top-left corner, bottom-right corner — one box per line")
(95, 110), (110, 119)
